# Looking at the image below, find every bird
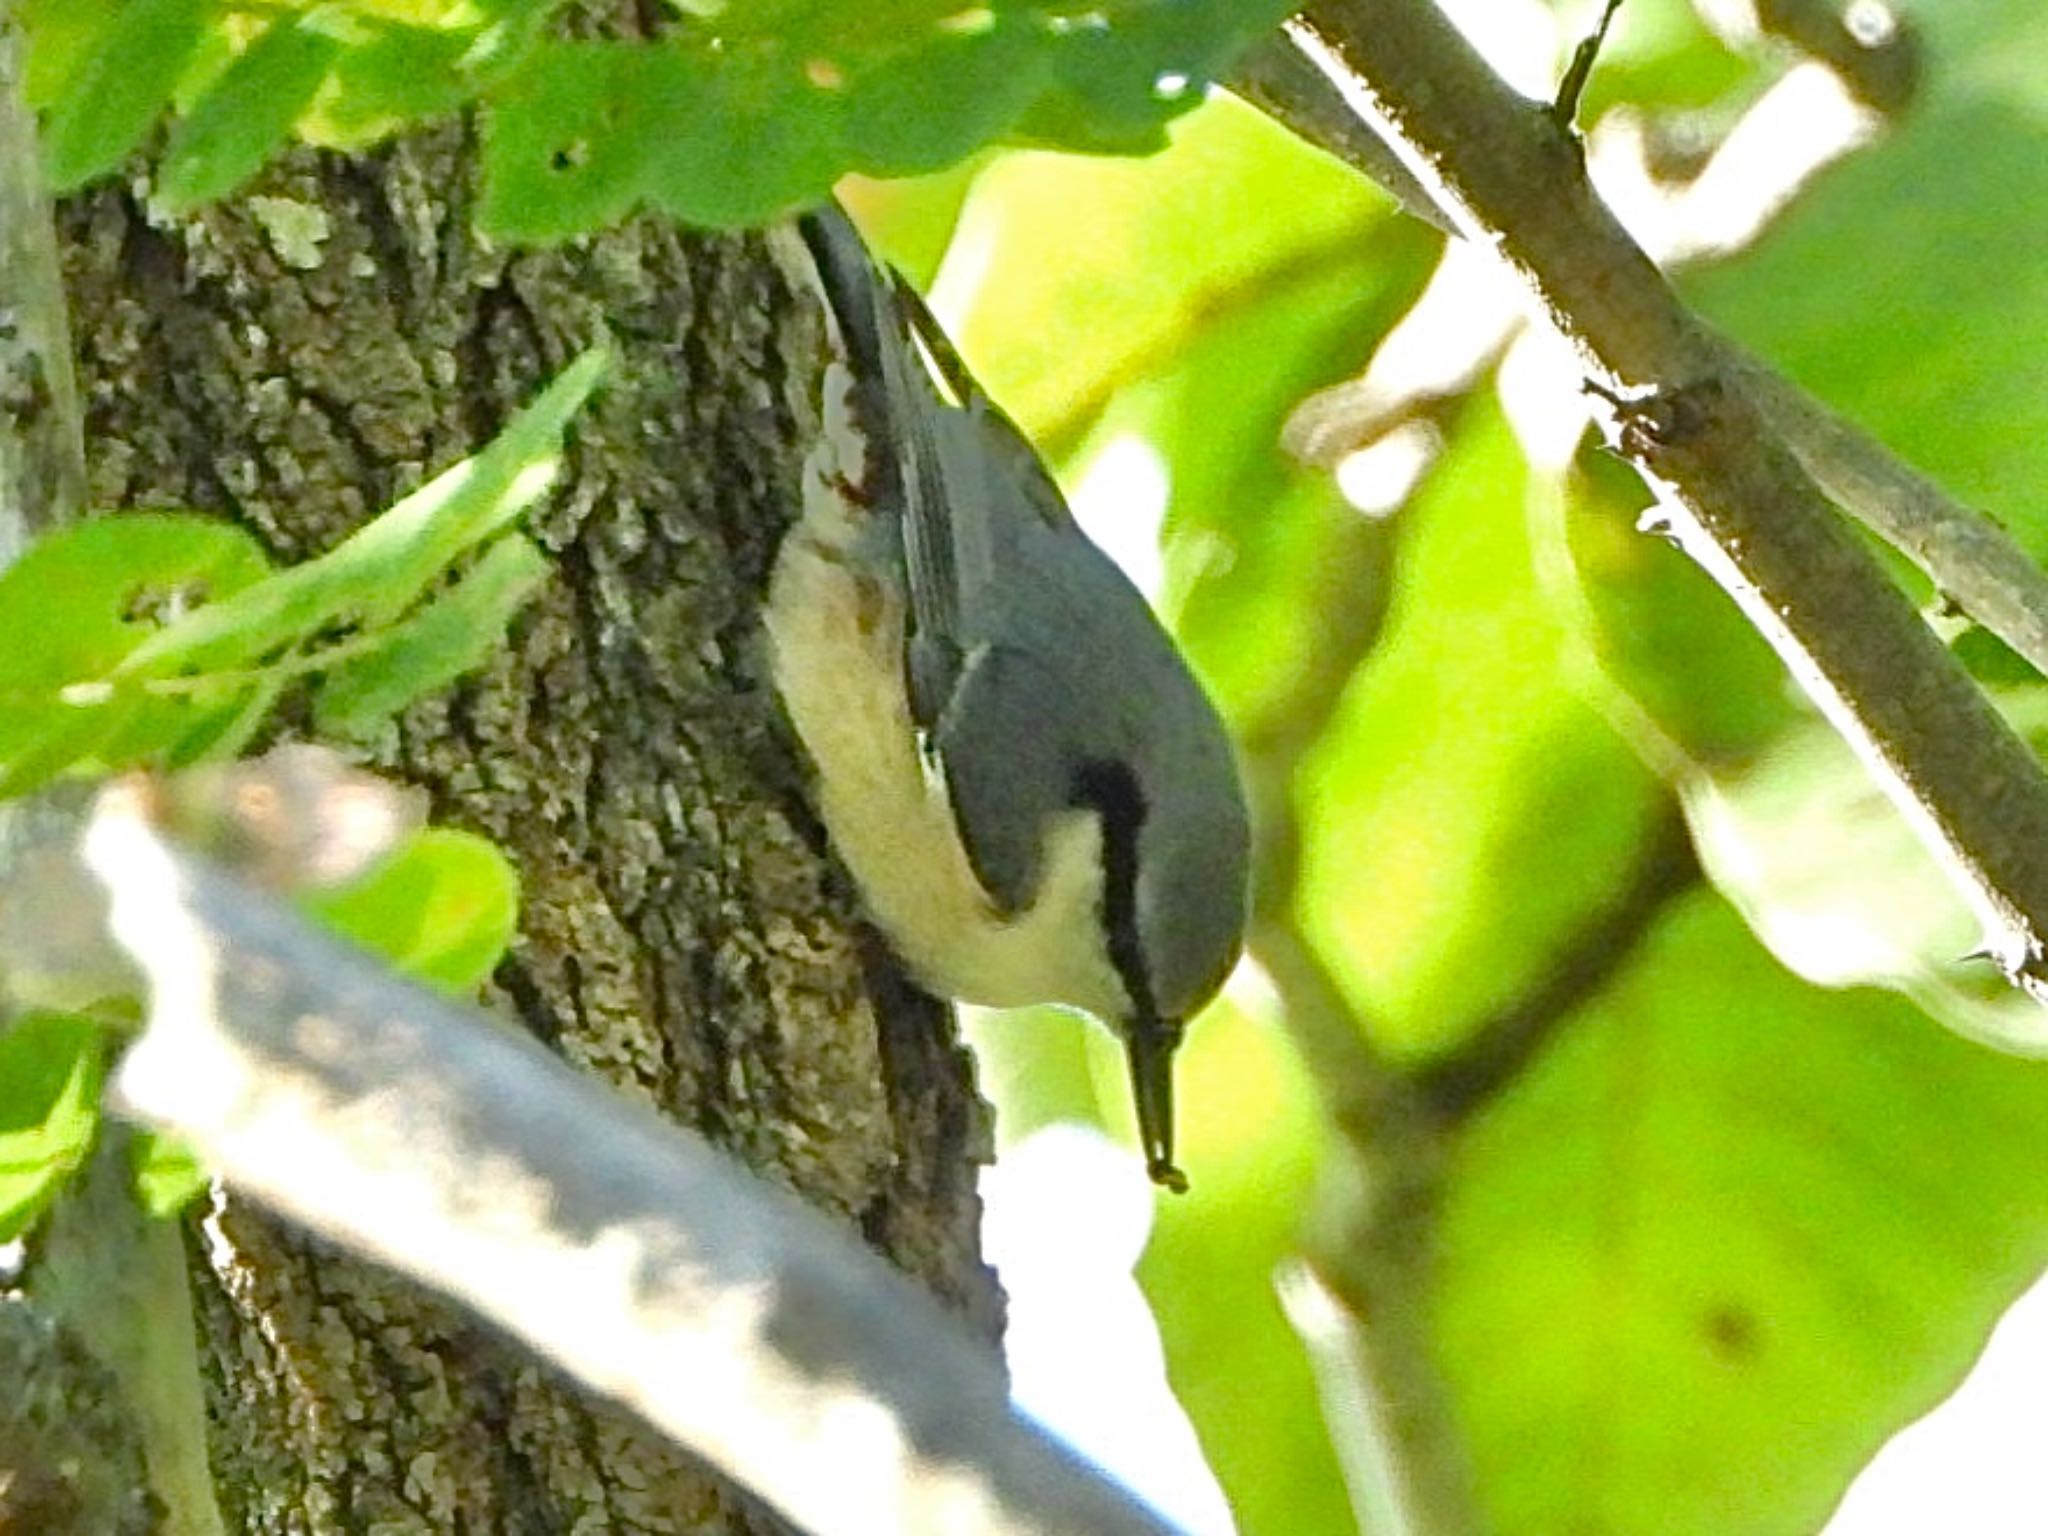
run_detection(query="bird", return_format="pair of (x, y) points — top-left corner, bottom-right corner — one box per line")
(763, 202), (1250, 1192)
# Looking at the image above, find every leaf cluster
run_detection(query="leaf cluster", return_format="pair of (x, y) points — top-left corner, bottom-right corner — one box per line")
(0, 352), (603, 1240)
(27, 0), (1294, 234)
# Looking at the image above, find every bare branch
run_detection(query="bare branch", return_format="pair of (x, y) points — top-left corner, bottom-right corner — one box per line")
(1245, 9), (2048, 699)
(76, 785), (1181, 1536)
(1265, 0), (2048, 997)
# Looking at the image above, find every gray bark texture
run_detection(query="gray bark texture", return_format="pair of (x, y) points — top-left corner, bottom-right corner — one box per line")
(54, 112), (1002, 1536)
(0, 1288), (157, 1534)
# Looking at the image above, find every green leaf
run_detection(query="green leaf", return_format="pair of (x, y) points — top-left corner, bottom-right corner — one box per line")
(1437, 893), (2048, 1536)
(0, 701), (135, 801)
(0, 1012), (106, 1239)
(309, 21), (486, 147)
(313, 534), (551, 739)
(159, 11), (345, 210)
(117, 346), (604, 677)
(131, 1131), (211, 1218)
(1296, 402), (1668, 1059)
(0, 513), (271, 694)
(41, 0), (212, 190)
(481, 6), (1304, 237)
(0, 514), (273, 793)
(304, 829), (520, 992)
(478, 42), (661, 241)
(1539, 446), (1802, 772)
(18, 0), (124, 109)
(836, 19), (1048, 178)
(33, 0), (1297, 235)
(641, 41), (846, 228)
(0, 353), (593, 796)
(1011, 6), (1229, 154)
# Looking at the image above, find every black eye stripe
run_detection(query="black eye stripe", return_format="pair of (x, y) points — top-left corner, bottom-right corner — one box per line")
(1070, 760), (1155, 1021)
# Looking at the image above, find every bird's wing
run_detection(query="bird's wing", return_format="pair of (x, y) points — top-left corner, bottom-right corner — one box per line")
(796, 201), (1074, 735)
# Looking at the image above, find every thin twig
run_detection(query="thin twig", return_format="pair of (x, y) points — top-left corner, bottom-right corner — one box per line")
(1552, 0), (1626, 127)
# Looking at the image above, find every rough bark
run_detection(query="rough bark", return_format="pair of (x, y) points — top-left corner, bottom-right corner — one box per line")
(56, 112), (1000, 1536)
(0, 1288), (158, 1535)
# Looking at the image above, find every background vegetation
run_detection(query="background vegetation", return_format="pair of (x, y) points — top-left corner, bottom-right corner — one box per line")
(6, 0), (2048, 1532)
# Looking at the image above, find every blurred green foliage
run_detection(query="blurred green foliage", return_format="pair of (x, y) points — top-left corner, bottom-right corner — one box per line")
(16, 0), (2048, 1532)
(1437, 891), (2048, 1535)
(1685, 4), (2048, 544)
(903, 3), (2048, 1532)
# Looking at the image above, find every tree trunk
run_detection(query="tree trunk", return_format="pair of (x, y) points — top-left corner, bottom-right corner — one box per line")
(56, 109), (1001, 1535)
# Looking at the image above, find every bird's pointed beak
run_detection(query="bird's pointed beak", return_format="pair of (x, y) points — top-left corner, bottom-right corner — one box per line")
(1125, 1017), (1189, 1194)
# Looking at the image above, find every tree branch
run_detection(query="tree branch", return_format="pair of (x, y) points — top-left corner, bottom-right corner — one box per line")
(0, 4), (82, 546)
(1243, 10), (2048, 688)
(1229, 31), (1452, 236)
(1734, 355), (2048, 678)
(70, 783), (1181, 1536)
(1269, 0), (2048, 997)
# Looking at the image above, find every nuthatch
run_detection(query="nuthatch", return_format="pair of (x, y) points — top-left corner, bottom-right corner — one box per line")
(766, 204), (1250, 1192)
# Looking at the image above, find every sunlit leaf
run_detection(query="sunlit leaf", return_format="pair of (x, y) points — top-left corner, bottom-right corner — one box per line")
(0, 1012), (106, 1240)
(0, 514), (272, 793)
(131, 1132), (211, 1218)
(114, 346), (603, 676)
(1437, 893), (2048, 1536)
(41, 0), (211, 189)
(304, 829), (520, 992)
(159, 11), (344, 209)
(313, 534), (550, 738)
